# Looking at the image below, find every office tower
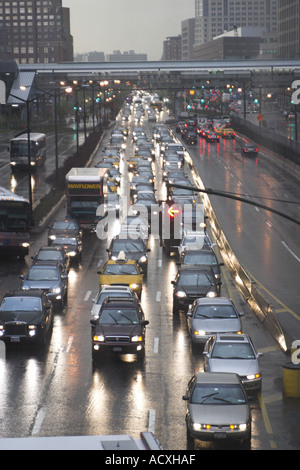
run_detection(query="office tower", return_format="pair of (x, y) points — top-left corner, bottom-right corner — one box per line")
(194, 0), (278, 47)
(0, 0), (73, 64)
(278, 0), (300, 58)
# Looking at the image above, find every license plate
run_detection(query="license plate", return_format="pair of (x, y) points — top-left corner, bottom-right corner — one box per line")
(113, 347), (122, 352)
(11, 337), (20, 343)
(214, 432), (226, 439)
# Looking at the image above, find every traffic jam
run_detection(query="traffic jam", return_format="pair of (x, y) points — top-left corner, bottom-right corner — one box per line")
(0, 91), (265, 449)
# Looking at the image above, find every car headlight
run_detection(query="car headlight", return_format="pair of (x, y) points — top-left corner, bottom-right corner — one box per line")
(21, 242), (30, 248)
(93, 335), (105, 342)
(229, 424), (247, 431)
(28, 325), (37, 337)
(0, 325), (4, 336)
(51, 287), (61, 294)
(131, 335), (143, 342)
(130, 283), (140, 290)
(139, 256), (147, 263)
(194, 330), (206, 336)
(49, 235), (56, 240)
(246, 373), (261, 380)
(67, 251), (77, 257)
(193, 423), (211, 431)
(206, 291), (217, 298)
(175, 291), (186, 298)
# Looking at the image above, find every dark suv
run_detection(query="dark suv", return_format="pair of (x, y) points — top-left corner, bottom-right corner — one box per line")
(90, 297), (149, 361)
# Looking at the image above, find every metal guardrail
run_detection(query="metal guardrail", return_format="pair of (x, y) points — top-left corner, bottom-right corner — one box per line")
(187, 159), (288, 353)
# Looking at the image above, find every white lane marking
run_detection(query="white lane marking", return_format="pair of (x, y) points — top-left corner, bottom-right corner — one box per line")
(32, 407), (47, 436)
(282, 241), (300, 263)
(156, 291), (161, 302)
(153, 337), (159, 354)
(157, 259), (162, 268)
(148, 409), (156, 433)
(65, 335), (74, 353)
(84, 290), (92, 301)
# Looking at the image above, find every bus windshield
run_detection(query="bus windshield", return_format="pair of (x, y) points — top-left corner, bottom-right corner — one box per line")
(10, 141), (36, 156)
(0, 201), (30, 231)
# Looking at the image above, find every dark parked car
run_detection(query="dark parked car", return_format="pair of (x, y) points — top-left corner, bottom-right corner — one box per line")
(241, 144), (258, 157)
(171, 266), (219, 314)
(19, 261), (68, 310)
(47, 218), (82, 246)
(90, 297), (149, 360)
(184, 131), (197, 145)
(179, 248), (224, 286)
(0, 289), (54, 348)
(31, 246), (70, 271)
(52, 236), (83, 265)
(106, 236), (150, 273)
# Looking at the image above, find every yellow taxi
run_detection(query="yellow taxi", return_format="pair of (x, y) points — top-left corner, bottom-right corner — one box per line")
(107, 178), (118, 193)
(221, 128), (236, 139)
(98, 252), (144, 298)
(214, 125), (225, 136)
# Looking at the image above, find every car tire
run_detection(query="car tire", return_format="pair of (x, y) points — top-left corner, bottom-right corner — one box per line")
(186, 427), (194, 450)
(173, 301), (179, 314)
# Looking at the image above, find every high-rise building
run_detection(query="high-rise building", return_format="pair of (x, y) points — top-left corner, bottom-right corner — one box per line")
(0, 0), (73, 64)
(161, 35), (182, 61)
(278, 0), (300, 58)
(194, 0), (278, 47)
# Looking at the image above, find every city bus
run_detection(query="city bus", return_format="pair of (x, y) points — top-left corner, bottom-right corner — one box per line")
(8, 132), (46, 171)
(0, 187), (31, 257)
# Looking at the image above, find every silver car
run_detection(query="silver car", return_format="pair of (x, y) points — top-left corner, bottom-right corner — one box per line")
(186, 297), (244, 345)
(203, 334), (263, 392)
(91, 285), (137, 320)
(182, 372), (251, 448)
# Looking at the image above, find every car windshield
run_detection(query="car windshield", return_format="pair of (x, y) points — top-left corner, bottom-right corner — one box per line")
(36, 251), (63, 261)
(191, 384), (246, 405)
(212, 343), (255, 359)
(27, 268), (60, 281)
(183, 252), (217, 265)
(0, 297), (42, 312)
(99, 308), (139, 324)
(52, 221), (77, 230)
(194, 305), (238, 319)
(111, 240), (144, 252)
(103, 263), (139, 275)
(178, 272), (212, 286)
(53, 237), (77, 246)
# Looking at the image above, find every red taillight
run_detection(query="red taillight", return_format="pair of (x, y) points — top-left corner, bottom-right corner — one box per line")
(168, 206), (180, 218)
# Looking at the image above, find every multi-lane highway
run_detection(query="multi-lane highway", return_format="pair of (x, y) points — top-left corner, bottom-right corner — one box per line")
(0, 103), (299, 451)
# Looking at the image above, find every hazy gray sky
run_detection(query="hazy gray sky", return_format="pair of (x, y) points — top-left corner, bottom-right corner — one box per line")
(63, 0), (195, 60)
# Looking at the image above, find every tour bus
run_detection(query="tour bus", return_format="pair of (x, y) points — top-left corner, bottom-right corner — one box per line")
(9, 132), (46, 171)
(0, 187), (31, 257)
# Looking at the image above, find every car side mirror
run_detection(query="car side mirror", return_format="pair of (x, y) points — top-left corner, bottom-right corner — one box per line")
(143, 320), (149, 326)
(147, 248), (151, 252)
(171, 280), (175, 285)
(90, 319), (97, 327)
(19, 274), (24, 280)
(182, 395), (189, 401)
